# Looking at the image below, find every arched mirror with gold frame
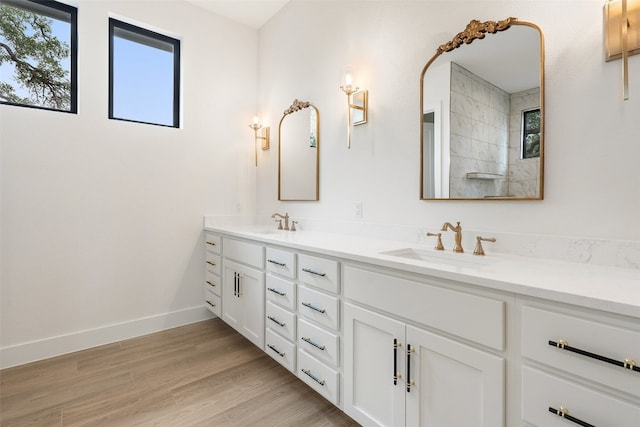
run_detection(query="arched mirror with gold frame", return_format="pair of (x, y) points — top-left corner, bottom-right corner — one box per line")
(278, 99), (320, 201)
(420, 18), (544, 200)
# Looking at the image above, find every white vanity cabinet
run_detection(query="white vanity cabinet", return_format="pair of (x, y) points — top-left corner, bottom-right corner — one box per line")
(296, 254), (341, 405)
(264, 246), (298, 373)
(220, 238), (265, 348)
(520, 302), (640, 426)
(204, 232), (222, 317)
(343, 265), (505, 427)
(204, 225), (640, 427)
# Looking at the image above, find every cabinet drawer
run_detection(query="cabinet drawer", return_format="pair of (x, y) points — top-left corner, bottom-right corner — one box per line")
(266, 247), (296, 279)
(205, 290), (221, 317)
(223, 237), (263, 268)
(522, 366), (640, 427)
(204, 232), (222, 254)
(298, 349), (339, 405)
(298, 286), (339, 331)
(266, 301), (296, 342)
(205, 270), (221, 296)
(344, 265), (505, 351)
(265, 329), (296, 373)
(265, 274), (296, 311)
(298, 254), (339, 294)
(298, 318), (339, 367)
(522, 305), (640, 398)
(205, 253), (221, 277)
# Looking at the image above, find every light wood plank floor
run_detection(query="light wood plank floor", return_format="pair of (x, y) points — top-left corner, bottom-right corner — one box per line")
(0, 319), (359, 427)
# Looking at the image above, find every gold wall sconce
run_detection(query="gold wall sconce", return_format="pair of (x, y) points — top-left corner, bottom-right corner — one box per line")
(249, 116), (270, 166)
(340, 66), (368, 149)
(604, 0), (639, 100)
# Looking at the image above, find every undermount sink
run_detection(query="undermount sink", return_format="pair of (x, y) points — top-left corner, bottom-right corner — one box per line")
(379, 247), (495, 266)
(250, 230), (284, 236)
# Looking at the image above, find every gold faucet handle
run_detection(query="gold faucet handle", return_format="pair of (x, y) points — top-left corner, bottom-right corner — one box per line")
(427, 232), (445, 251)
(291, 221), (298, 232)
(275, 219), (283, 230)
(473, 236), (496, 256)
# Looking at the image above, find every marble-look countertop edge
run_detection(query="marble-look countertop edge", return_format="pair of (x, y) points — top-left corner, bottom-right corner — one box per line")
(204, 225), (640, 319)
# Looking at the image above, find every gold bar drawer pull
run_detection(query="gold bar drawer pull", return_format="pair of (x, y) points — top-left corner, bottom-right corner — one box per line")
(267, 316), (286, 327)
(548, 406), (595, 427)
(302, 268), (326, 277)
(301, 336), (326, 351)
(267, 344), (285, 358)
(205, 300), (216, 308)
(267, 259), (287, 267)
(206, 261), (216, 266)
(548, 340), (640, 373)
(267, 287), (286, 296)
(301, 368), (325, 386)
(301, 302), (326, 313)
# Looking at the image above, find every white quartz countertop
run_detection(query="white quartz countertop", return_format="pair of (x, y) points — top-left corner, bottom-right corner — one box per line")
(204, 225), (640, 319)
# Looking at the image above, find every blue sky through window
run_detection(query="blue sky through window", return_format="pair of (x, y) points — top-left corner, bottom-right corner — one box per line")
(112, 34), (175, 127)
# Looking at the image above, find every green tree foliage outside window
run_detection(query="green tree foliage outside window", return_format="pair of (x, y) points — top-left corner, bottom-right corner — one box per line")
(0, 0), (76, 112)
(522, 108), (540, 159)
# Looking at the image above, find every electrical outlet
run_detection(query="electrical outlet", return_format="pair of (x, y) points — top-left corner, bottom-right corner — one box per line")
(355, 201), (363, 219)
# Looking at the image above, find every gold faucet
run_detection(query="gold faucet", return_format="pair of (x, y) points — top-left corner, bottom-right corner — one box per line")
(441, 221), (463, 253)
(426, 232), (445, 250)
(473, 236), (496, 256)
(271, 213), (289, 230)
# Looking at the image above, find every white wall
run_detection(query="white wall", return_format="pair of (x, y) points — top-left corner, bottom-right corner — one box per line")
(0, 0), (258, 367)
(256, 0), (640, 241)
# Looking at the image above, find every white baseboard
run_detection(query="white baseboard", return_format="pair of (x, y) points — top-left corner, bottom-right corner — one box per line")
(0, 305), (215, 369)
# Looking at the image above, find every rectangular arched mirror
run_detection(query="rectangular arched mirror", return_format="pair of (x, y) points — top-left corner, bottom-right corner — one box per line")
(420, 18), (545, 200)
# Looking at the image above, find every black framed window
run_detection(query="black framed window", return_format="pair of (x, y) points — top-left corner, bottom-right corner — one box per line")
(0, 0), (77, 113)
(109, 18), (180, 128)
(522, 108), (540, 159)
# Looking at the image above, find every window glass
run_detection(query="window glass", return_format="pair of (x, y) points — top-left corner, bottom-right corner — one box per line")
(522, 108), (540, 159)
(109, 18), (180, 127)
(0, 0), (77, 112)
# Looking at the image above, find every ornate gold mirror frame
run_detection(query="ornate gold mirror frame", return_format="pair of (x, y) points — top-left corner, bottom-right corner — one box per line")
(278, 99), (320, 201)
(420, 18), (545, 200)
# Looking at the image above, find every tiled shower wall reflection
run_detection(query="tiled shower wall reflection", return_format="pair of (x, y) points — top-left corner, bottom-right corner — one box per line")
(449, 63), (539, 198)
(450, 62), (509, 198)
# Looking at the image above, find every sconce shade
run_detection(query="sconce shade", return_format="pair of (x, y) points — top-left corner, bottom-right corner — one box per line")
(340, 66), (368, 148)
(605, 0), (640, 61)
(249, 116), (270, 166)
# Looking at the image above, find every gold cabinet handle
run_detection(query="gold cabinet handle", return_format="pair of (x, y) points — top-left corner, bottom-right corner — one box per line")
(548, 406), (595, 427)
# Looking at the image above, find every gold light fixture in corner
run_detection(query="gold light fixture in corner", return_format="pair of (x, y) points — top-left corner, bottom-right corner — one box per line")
(249, 116), (270, 166)
(340, 66), (368, 149)
(605, 0), (640, 100)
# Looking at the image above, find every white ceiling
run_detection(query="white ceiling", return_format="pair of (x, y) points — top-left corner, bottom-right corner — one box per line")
(185, 0), (289, 29)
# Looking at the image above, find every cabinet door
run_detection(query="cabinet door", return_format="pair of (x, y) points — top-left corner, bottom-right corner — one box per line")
(237, 262), (265, 348)
(222, 261), (243, 332)
(222, 260), (265, 348)
(344, 303), (406, 427)
(405, 325), (505, 427)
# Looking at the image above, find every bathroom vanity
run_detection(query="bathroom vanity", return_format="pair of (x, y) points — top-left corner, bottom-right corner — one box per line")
(203, 224), (640, 427)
